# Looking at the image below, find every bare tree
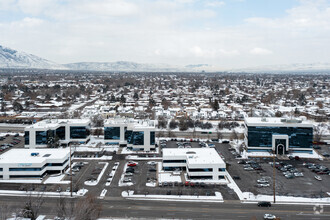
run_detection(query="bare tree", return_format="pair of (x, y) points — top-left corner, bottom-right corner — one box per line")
(74, 194), (102, 220)
(0, 204), (13, 220)
(314, 124), (325, 143)
(21, 192), (45, 220)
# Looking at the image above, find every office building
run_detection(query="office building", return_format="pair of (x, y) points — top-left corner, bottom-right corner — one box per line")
(104, 118), (156, 151)
(162, 148), (227, 181)
(244, 117), (313, 154)
(25, 119), (91, 148)
(0, 148), (70, 180)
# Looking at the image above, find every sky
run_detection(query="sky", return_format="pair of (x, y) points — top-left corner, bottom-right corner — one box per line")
(0, 0), (330, 69)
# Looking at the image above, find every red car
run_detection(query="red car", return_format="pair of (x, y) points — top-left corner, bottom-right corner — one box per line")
(190, 182), (195, 187)
(185, 181), (190, 186)
(127, 163), (137, 167)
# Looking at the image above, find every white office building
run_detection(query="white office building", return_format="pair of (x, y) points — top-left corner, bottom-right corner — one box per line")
(104, 118), (156, 151)
(162, 148), (227, 182)
(0, 148), (70, 180)
(24, 119), (91, 148)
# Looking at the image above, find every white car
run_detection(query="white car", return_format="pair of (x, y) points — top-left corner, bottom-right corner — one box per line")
(294, 172), (304, 177)
(257, 179), (269, 184)
(257, 183), (270, 187)
(315, 175), (322, 181)
(264, 214), (276, 219)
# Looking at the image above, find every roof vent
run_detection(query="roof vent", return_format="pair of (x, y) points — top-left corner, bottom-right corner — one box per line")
(261, 117), (267, 122)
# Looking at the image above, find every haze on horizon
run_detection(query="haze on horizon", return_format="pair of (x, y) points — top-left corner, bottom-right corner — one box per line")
(0, 0), (329, 70)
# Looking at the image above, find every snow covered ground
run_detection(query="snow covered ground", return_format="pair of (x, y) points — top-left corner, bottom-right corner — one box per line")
(105, 163), (119, 186)
(242, 192), (330, 205)
(122, 190), (224, 202)
(126, 155), (162, 160)
(158, 172), (181, 183)
(0, 188), (88, 198)
(84, 162), (108, 186)
(44, 174), (70, 184)
(73, 155), (113, 160)
(121, 147), (159, 154)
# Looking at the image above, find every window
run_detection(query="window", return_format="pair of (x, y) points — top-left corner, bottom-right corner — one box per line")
(247, 126), (313, 149)
(218, 168), (226, 172)
(188, 168), (213, 172)
(189, 175), (212, 179)
(70, 126), (90, 139)
(125, 130), (132, 141)
(25, 131), (29, 145)
(36, 131), (47, 145)
(104, 127), (120, 140)
(150, 131), (155, 145)
(218, 175), (225, 179)
(10, 167), (43, 171)
(132, 131), (144, 145)
(56, 126), (66, 140)
(0, 168), (3, 171)
(163, 160), (186, 163)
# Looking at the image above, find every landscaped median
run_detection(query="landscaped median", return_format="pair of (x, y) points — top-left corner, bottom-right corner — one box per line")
(121, 190), (224, 203)
(0, 188), (88, 198)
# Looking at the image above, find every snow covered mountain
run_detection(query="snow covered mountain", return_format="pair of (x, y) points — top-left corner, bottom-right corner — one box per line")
(232, 63), (330, 73)
(1, 44), (329, 73)
(0, 45), (65, 69)
(64, 61), (181, 72)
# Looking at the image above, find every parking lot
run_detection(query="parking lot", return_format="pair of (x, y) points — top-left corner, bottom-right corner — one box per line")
(215, 143), (330, 198)
(0, 133), (24, 154)
(0, 137), (328, 202)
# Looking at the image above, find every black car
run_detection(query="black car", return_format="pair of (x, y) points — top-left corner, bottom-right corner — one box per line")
(257, 201), (271, 207)
(233, 176), (241, 180)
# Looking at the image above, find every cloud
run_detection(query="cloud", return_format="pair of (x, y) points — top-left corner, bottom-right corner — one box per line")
(0, 0), (329, 69)
(205, 1), (225, 8)
(250, 47), (273, 55)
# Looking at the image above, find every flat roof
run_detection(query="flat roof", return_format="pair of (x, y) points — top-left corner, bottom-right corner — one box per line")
(0, 148), (70, 164)
(245, 117), (313, 128)
(163, 148), (224, 165)
(26, 119), (90, 129)
(105, 118), (155, 128)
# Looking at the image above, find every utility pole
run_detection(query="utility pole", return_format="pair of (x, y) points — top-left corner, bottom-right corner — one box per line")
(273, 150), (276, 204)
(70, 143), (73, 197)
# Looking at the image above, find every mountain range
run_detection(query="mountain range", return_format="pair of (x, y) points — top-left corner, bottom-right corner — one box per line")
(1, 45), (330, 73)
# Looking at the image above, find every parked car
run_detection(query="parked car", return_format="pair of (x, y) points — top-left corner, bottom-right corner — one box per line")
(258, 201), (271, 207)
(233, 176), (241, 180)
(315, 175), (322, 181)
(127, 162), (137, 167)
(257, 179), (269, 184)
(257, 183), (270, 187)
(244, 167), (254, 171)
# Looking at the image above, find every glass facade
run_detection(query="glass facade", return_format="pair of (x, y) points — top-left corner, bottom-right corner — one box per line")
(150, 131), (155, 145)
(25, 131), (29, 145)
(104, 127), (120, 140)
(188, 168), (213, 172)
(247, 126), (313, 149)
(56, 126), (66, 140)
(36, 131), (47, 145)
(125, 130), (132, 140)
(132, 131), (144, 145)
(70, 126), (90, 139)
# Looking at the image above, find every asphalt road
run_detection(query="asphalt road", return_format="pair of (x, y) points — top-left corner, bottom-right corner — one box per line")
(0, 195), (329, 220)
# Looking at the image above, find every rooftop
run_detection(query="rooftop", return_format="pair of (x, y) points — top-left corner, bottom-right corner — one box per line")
(0, 148), (70, 164)
(245, 117), (313, 128)
(163, 148), (224, 165)
(26, 119), (90, 129)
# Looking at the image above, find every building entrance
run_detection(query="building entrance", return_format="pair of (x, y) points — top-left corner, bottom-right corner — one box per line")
(275, 139), (286, 155)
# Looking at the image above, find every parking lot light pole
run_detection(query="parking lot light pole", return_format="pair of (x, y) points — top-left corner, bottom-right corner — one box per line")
(70, 143), (72, 197)
(273, 151), (276, 204)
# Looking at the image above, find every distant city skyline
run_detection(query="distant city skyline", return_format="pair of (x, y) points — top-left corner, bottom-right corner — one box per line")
(0, 0), (329, 69)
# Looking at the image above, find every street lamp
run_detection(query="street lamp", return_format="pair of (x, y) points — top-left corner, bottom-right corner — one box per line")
(272, 149), (277, 204)
(69, 143), (73, 197)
